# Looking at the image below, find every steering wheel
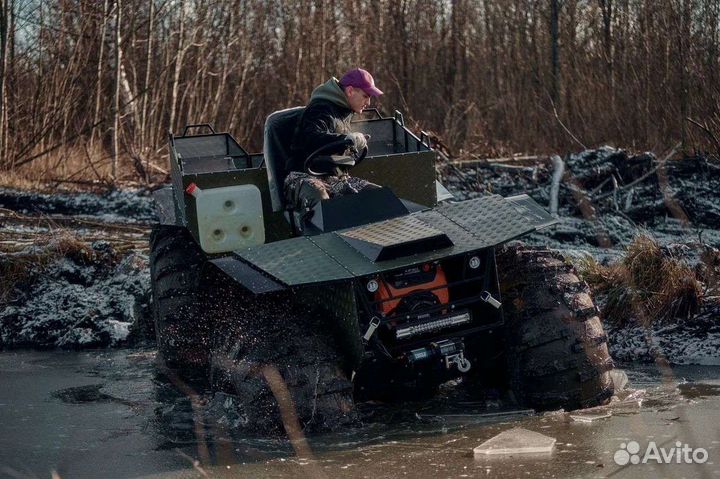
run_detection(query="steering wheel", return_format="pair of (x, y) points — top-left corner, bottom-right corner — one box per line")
(303, 137), (368, 176)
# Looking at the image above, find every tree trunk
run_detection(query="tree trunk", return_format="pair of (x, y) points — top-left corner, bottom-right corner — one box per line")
(0, 0), (9, 166)
(211, 5), (232, 125)
(168, 0), (187, 135)
(139, 0), (154, 154)
(679, 0), (692, 149)
(111, 0), (122, 181)
(550, 0), (560, 105)
(91, 0), (109, 149)
(599, 0), (614, 109)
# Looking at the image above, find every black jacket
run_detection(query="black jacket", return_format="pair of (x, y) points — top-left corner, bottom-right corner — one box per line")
(288, 80), (354, 173)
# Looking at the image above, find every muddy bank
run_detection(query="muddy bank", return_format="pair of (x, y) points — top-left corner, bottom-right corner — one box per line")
(440, 147), (720, 248)
(0, 186), (156, 223)
(0, 185), (154, 349)
(441, 147), (720, 365)
(608, 315), (720, 365)
(0, 239), (151, 348)
(441, 147), (720, 227)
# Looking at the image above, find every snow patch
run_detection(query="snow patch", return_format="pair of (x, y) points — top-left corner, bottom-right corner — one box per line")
(0, 245), (151, 349)
(608, 314), (720, 366)
(0, 187), (156, 223)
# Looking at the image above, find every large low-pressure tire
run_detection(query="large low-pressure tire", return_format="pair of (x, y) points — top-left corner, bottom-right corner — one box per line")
(209, 288), (357, 434)
(149, 224), (211, 371)
(497, 245), (615, 411)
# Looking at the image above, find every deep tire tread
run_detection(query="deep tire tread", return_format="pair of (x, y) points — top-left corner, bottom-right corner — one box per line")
(499, 245), (615, 411)
(149, 224), (210, 369)
(209, 289), (357, 433)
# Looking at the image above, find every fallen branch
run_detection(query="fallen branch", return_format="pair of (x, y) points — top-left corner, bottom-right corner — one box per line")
(441, 158), (481, 192)
(450, 154), (543, 166)
(144, 159), (168, 174)
(549, 96), (587, 150)
(593, 142), (681, 202)
(587, 176), (614, 196)
(559, 169), (613, 247)
(47, 178), (111, 187)
(482, 163), (537, 172)
(0, 209), (151, 233)
(549, 155), (564, 216)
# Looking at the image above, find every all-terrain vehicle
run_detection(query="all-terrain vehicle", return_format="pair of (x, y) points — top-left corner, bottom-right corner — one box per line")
(149, 110), (615, 432)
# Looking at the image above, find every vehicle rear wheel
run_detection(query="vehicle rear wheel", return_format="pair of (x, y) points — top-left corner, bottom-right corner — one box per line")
(497, 245), (615, 411)
(149, 224), (211, 371)
(209, 288), (357, 433)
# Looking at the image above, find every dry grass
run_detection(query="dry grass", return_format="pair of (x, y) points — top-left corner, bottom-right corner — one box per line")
(1, 142), (166, 192)
(580, 234), (703, 327)
(5, 144), (112, 186)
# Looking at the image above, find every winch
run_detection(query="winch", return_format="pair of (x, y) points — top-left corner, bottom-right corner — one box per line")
(405, 338), (472, 373)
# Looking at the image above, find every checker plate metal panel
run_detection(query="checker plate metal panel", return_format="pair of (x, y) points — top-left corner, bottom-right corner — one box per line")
(414, 210), (485, 248)
(210, 257), (284, 293)
(309, 235), (378, 276)
(506, 194), (559, 230)
(436, 195), (535, 244)
(340, 215), (444, 246)
(233, 194), (555, 287)
(235, 237), (351, 285)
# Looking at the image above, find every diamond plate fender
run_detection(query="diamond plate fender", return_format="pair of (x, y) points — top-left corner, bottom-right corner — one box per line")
(231, 193), (557, 289)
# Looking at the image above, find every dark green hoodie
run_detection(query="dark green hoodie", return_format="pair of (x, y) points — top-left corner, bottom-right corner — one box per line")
(309, 77), (352, 110)
(287, 78), (354, 173)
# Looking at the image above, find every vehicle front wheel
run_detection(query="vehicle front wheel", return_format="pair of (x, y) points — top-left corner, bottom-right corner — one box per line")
(209, 288), (357, 433)
(498, 245), (615, 411)
(149, 224), (211, 371)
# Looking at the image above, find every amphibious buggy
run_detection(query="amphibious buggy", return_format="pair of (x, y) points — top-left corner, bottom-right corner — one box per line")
(150, 110), (614, 431)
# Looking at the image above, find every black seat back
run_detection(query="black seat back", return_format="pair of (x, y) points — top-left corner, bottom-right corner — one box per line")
(263, 107), (305, 212)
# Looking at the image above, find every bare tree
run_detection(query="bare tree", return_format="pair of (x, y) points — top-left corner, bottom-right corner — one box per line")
(91, 0), (110, 149)
(111, 0), (122, 180)
(0, 0), (11, 166)
(550, 0), (560, 105)
(168, 0), (187, 135)
(139, 0), (154, 154)
(2, 0), (720, 180)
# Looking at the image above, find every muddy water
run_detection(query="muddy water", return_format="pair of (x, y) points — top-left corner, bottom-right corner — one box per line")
(1, 351), (719, 479)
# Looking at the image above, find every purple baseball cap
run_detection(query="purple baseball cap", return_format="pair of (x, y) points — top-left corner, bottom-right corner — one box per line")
(340, 68), (383, 97)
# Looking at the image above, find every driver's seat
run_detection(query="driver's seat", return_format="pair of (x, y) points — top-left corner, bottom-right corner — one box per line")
(263, 107), (305, 212)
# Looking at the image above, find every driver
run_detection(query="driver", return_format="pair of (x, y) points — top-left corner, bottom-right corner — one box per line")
(284, 68), (383, 210)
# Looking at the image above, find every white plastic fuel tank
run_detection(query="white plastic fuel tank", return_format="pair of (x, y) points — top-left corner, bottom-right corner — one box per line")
(187, 183), (265, 253)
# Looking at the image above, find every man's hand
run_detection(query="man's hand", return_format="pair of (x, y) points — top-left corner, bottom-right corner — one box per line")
(347, 132), (368, 152)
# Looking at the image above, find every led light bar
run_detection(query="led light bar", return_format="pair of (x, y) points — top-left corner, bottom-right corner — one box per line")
(395, 312), (471, 340)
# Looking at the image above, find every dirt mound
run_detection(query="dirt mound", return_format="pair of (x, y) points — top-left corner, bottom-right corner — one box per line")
(607, 300), (720, 365)
(440, 147), (720, 364)
(563, 147), (720, 228)
(440, 146), (720, 238)
(0, 236), (151, 349)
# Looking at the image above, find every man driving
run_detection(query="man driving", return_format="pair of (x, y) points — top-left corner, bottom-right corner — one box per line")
(284, 68), (383, 210)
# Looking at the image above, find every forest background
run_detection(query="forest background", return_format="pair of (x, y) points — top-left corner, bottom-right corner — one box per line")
(0, 0), (718, 184)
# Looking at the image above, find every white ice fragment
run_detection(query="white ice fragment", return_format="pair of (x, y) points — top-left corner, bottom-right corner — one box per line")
(570, 410), (612, 422)
(609, 369), (629, 391)
(107, 319), (130, 343)
(473, 427), (556, 456)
